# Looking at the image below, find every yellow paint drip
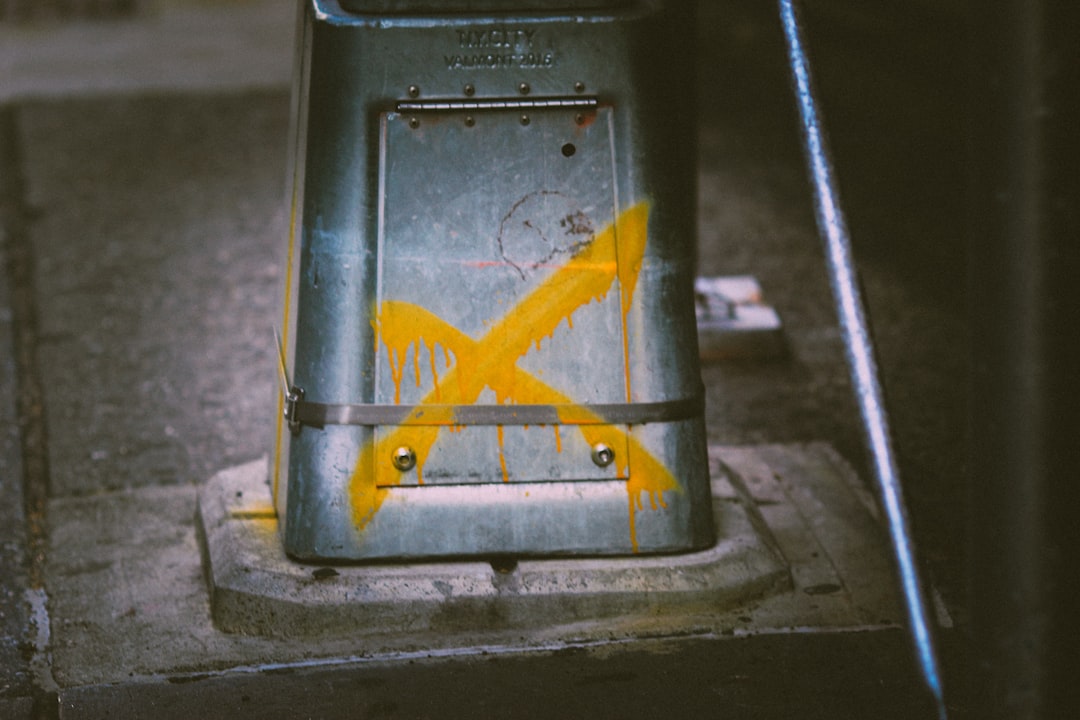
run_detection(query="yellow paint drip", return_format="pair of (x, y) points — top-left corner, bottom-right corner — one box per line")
(512, 370), (680, 553)
(350, 202), (675, 550)
(615, 204), (647, 402)
(497, 425), (509, 483)
(426, 340), (442, 401)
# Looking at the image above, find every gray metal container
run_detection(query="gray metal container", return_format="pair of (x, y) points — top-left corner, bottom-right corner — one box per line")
(273, 0), (712, 561)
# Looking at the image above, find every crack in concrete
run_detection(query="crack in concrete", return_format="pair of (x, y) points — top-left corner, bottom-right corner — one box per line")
(0, 105), (59, 720)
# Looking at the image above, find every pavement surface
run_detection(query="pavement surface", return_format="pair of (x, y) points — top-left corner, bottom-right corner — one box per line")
(0, 1), (971, 717)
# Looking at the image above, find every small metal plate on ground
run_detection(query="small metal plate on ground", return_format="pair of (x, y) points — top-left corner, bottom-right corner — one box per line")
(695, 275), (784, 361)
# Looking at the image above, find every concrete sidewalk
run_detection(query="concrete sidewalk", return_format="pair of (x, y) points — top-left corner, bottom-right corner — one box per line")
(0, 1), (970, 717)
(0, 0), (293, 102)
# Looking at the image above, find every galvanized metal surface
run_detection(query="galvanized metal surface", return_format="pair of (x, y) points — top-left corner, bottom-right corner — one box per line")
(275, 0), (710, 560)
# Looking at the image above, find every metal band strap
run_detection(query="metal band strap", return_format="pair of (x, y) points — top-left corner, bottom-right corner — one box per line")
(287, 389), (703, 431)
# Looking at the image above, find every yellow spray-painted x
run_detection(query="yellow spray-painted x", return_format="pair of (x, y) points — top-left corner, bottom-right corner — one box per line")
(350, 202), (680, 551)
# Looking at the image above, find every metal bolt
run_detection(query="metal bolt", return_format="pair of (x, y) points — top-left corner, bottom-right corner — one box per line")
(574, 81), (586, 93)
(464, 115), (475, 127)
(520, 114), (530, 126)
(463, 83), (475, 96)
(591, 443), (615, 468)
(392, 446), (417, 472)
(408, 117), (419, 129)
(518, 82), (530, 95)
(407, 85), (420, 98)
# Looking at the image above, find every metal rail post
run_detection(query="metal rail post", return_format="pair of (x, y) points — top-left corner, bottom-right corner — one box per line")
(777, 2), (947, 717)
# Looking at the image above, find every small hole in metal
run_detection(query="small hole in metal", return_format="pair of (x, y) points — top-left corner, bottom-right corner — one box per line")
(464, 83), (475, 97)
(490, 558), (518, 574)
(561, 143), (576, 157)
(465, 116), (475, 127)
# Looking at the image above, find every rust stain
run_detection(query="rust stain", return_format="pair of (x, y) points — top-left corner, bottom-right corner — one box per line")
(353, 202), (676, 550)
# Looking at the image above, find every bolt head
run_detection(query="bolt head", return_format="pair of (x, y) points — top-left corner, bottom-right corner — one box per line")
(392, 446), (417, 472)
(591, 443), (615, 468)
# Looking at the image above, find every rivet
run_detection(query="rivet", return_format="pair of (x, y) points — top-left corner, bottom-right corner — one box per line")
(520, 114), (530, 126)
(574, 81), (586, 93)
(518, 82), (531, 95)
(392, 446), (417, 472)
(407, 85), (420, 98)
(464, 83), (475, 97)
(408, 117), (420, 129)
(591, 443), (615, 468)
(465, 115), (475, 127)
(574, 113), (586, 126)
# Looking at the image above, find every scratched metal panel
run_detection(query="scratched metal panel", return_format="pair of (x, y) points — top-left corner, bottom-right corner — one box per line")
(374, 106), (629, 486)
(276, 0), (714, 560)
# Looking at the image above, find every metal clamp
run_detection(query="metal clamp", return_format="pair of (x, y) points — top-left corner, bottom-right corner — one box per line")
(274, 327), (307, 436)
(285, 393), (704, 431)
(284, 385), (305, 436)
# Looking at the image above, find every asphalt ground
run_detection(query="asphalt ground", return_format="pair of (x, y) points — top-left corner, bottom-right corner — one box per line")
(1, 1), (971, 716)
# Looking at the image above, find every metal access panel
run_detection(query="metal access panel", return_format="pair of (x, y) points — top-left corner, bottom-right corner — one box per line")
(375, 106), (629, 486)
(273, 0), (713, 561)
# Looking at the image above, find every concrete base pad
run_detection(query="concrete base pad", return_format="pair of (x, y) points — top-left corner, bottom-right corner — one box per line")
(195, 442), (908, 642)
(46, 442), (913, 695)
(197, 460), (790, 639)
